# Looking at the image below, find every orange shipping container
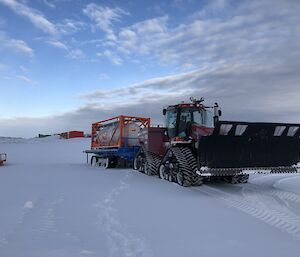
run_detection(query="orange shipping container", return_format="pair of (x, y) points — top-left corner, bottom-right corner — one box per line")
(91, 116), (150, 149)
(61, 131), (84, 139)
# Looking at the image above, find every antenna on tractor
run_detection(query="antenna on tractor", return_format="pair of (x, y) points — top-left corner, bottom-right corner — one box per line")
(190, 97), (204, 104)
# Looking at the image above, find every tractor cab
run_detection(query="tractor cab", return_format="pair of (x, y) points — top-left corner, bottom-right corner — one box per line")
(163, 98), (217, 140)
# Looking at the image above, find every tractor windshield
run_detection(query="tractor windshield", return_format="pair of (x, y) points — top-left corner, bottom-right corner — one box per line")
(166, 109), (177, 138)
(166, 107), (214, 139)
(177, 109), (213, 137)
(193, 109), (213, 128)
(177, 110), (192, 138)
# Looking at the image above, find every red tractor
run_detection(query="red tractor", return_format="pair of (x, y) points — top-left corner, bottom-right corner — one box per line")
(134, 98), (300, 186)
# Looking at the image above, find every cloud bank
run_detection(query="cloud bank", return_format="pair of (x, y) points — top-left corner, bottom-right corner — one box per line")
(0, 0), (300, 137)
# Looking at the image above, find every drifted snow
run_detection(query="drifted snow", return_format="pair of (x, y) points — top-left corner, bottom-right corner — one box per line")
(0, 137), (300, 257)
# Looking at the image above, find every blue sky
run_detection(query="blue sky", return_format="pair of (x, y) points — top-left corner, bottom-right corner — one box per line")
(0, 0), (300, 137)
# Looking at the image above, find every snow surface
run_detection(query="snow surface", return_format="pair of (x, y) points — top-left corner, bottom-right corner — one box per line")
(0, 137), (300, 257)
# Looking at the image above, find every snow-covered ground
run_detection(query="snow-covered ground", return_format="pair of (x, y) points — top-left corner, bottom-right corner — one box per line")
(0, 137), (300, 257)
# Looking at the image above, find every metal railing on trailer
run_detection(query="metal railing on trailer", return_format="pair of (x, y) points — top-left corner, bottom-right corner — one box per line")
(84, 137), (140, 167)
(85, 146), (140, 162)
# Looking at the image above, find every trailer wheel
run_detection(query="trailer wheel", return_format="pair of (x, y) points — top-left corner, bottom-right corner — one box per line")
(133, 153), (143, 171)
(103, 158), (109, 169)
(134, 152), (145, 173)
(91, 156), (97, 166)
(109, 157), (117, 168)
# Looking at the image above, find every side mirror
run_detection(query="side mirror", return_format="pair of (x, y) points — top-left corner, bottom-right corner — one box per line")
(163, 109), (166, 115)
(218, 110), (222, 117)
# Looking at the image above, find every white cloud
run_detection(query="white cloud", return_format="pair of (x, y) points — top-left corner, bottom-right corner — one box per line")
(0, 63), (7, 71)
(42, 0), (56, 8)
(57, 18), (87, 35)
(1, 0), (300, 137)
(78, 50), (300, 123)
(45, 39), (87, 61)
(0, 0), (58, 35)
(8, 39), (34, 56)
(83, 3), (128, 41)
(19, 65), (28, 73)
(130, 15), (168, 35)
(1, 54), (300, 137)
(16, 75), (38, 85)
(100, 0), (300, 69)
(116, 16), (168, 56)
(0, 32), (34, 56)
(47, 40), (68, 50)
(66, 49), (85, 59)
(97, 50), (122, 65)
(118, 29), (137, 54)
(41, 0), (72, 9)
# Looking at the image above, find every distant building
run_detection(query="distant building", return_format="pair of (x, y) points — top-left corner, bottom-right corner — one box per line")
(60, 131), (84, 139)
(38, 134), (51, 138)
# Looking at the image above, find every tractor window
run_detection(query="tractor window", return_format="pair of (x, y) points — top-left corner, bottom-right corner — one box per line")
(192, 110), (213, 127)
(202, 110), (214, 127)
(178, 110), (192, 138)
(193, 111), (202, 125)
(166, 109), (177, 138)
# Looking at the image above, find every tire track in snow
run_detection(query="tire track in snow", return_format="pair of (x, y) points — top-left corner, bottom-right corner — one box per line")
(243, 183), (300, 206)
(0, 199), (38, 249)
(93, 171), (153, 257)
(33, 198), (64, 237)
(195, 185), (300, 241)
(239, 186), (300, 233)
(0, 197), (65, 250)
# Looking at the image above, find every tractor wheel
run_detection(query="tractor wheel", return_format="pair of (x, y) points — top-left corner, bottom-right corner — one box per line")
(158, 164), (168, 180)
(176, 171), (191, 187)
(144, 161), (154, 176)
(176, 171), (184, 186)
(171, 147), (199, 187)
(140, 150), (160, 176)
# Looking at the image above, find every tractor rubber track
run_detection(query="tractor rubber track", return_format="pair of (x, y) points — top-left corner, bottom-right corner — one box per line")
(171, 147), (203, 186)
(224, 174), (249, 184)
(144, 150), (161, 176)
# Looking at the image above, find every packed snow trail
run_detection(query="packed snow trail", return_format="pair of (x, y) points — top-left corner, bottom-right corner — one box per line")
(0, 137), (300, 257)
(93, 171), (153, 257)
